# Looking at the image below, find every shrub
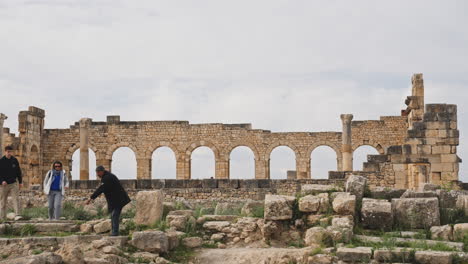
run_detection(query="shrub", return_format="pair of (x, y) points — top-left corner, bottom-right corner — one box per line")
(19, 224), (37, 236)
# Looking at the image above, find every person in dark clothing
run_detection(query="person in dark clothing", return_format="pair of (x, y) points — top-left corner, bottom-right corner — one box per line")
(86, 166), (130, 236)
(0, 146), (23, 219)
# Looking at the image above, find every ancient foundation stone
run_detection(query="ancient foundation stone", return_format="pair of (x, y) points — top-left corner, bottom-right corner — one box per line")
(135, 190), (164, 226)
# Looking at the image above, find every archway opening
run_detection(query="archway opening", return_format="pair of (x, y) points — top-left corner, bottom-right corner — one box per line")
(229, 146), (255, 179)
(190, 146), (215, 179)
(71, 148), (97, 180)
(152, 147), (177, 179)
(353, 145), (380, 171)
(269, 146), (296, 179)
(111, 147), (137, 179)
(311, 146), (337, 179)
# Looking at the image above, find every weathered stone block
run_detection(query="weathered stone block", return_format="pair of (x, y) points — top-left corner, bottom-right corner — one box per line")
(361, 198), (392, 231)
(332, 192), (356, 215)
(131, 231), (169, 253)
(345, 175), (367, 201)
(135, 190), (164, 226)
(430, 225), (453, 241)
(414, 251), (452, 264)
(336, 247), (372, 263)
(264, 195), (295, 220)
(392, 198), (440, 229)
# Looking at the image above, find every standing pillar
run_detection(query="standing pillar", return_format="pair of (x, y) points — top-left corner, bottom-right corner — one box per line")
(0, 114), (6, 157)
(79, 118), (92, 180)
(340, 114), (354, 171)
(137, 158), (152, 179)
(215, 159), (229, 179)
(176, 158), (190, 179)
(255, 159), (269, 179)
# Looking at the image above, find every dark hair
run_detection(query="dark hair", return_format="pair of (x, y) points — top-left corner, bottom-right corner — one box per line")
(53, 161), (63, 168)
(5, 146), (13, 151)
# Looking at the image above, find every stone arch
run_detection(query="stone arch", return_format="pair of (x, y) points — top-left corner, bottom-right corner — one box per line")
(224, 141), (260, 161)
(308, 142), (342, 178)
(352, 141), (385, 155)
(144, 141), (181, 160)
(105, 142), (139, 160)
(184, 141), (220, 161)
(264, 141), (300, 160)
(65, 143), (99, 161)
(306, 142), (341, 160)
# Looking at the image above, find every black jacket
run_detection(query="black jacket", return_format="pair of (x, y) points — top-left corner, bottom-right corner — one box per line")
(91, 171), (130, 211)
(0, 156), (22, 184)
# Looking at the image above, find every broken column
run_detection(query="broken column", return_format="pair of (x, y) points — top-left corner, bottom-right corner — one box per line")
(0, 114), (6, 157)
(79, 118), (92, 180)
(341, 114), (354, 171)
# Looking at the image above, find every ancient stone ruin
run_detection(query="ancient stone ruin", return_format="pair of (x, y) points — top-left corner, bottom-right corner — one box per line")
(0, 73), (467, 264)
(0, 73), (462, 190)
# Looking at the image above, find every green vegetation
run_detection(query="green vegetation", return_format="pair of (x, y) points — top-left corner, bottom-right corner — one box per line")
(440, 208), (468, 225)
(309, 247), (323, 256)
(31, 249), (43, 255)
(21, 207), (48, 220)
(19, 224), (37, 236)
(202, 242), (218, 248)
(163, 244), (195, 263)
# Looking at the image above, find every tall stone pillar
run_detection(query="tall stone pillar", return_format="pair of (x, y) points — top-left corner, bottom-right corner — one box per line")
(340, 114), (354, 171)
(215, 159), (229, 179)
(0, 114), (6, 157)
(176, 158), (190, 179)
(296, 157), (310, 179)
(255, 159), (269, 179)
(137, 158), (152, 179)
(79, 118), (92, 180)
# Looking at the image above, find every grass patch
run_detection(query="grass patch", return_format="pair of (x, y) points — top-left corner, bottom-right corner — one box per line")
(121, 207), (136, 219)
(288, 240), (305, 248)
(309, 247), (323, 256)
(152, 220), (168, 232)
(202, 242), (218, 248)
(20, 224), (37, 236)
(250, 205), (265, 218)
(31, 249), (43, 255)
(21, 207), (48, 220)
(62, 202), (93, 221)
(163, 244), (195, 263)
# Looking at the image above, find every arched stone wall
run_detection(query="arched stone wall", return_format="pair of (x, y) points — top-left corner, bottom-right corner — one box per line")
(39, 116), (408, 181)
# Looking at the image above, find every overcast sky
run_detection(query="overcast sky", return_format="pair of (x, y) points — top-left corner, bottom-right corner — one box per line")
(1, 0), (467, 182)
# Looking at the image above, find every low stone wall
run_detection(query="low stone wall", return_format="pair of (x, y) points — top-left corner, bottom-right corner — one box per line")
(67, 179), (345, 202)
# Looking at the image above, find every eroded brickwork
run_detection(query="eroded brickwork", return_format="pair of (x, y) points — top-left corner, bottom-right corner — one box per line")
(0, 74), (461, 189)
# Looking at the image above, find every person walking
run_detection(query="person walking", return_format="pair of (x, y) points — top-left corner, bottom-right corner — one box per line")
(86, 166), (130, 236)
(0, 146), (23, 220)
(43, 161), (69, 220)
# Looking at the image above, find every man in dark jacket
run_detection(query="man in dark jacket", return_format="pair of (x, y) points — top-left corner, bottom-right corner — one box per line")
(86, 166), (130, 236)
(0, 146), (23, 219)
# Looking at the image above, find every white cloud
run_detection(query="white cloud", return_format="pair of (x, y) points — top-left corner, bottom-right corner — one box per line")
(0, 0), (467, 181)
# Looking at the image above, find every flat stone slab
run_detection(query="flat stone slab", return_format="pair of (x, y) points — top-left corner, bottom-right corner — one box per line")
(336, 247), (372, 262)
(11, 222), (79, 233)
(301, 184), (341, 195)
(355, 235), (464, 251)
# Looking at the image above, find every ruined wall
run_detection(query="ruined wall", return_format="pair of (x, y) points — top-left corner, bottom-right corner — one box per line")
(0, 74), (461, 188)
(37, 115), (406, 183)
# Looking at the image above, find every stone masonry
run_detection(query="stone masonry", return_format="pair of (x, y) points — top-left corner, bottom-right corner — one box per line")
(0, 74), (461, 189)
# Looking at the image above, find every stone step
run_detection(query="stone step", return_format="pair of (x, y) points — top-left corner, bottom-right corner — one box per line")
(0, 234), (128, 247)
(10, 222), (79, 233)
(355, 235), (464, 251)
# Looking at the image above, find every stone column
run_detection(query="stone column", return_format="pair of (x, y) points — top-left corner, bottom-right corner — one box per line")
(255, 159), (269, 179)
(340, 114), (354, 171)
(0, 114), (6, 157)
(296, 156), (310, 179)
(215, 159), (229, 179)
(79, 118), (92, 180)
(137, 158), (152, 179)
(176, 158), (190, 179)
